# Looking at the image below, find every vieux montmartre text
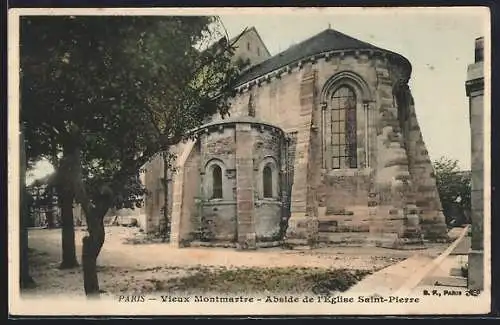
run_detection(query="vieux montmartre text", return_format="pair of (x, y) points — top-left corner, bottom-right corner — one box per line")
(154, 295), (421, 304)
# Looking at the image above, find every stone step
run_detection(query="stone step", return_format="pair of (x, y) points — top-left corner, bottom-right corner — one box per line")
(319, 205), (370, 217)
(318, 212), (371, 220)
(317, 216), (371, 224)
(347, 206), (371, 215)
(318, 232), (369, 246)
(324, 208), (355, 216)
(318, 223), (370, 233)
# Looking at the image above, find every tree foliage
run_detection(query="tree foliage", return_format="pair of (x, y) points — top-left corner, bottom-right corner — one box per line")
(20, 15), (246, 296)
(433, 157), (471, 225)
(22, 15), (243, 207)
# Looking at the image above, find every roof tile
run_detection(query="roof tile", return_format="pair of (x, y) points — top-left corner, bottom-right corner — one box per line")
(236, 28), (410, 86)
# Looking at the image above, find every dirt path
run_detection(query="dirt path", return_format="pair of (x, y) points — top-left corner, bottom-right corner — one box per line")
(28, 227), (420, 270)
(23, 227), (446, 297)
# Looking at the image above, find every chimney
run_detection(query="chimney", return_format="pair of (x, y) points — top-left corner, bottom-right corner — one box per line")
(474, 37), (484, 63)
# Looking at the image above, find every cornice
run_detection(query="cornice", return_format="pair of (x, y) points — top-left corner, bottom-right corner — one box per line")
(234, 49), (411, 95)
(195, 118), (285, 136)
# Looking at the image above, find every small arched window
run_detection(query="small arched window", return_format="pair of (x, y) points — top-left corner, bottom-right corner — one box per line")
(257, 47), (261, 56)
(247, 42), (251, 51)
(263, 164), (273, 198)
(212, 165), (223, 199)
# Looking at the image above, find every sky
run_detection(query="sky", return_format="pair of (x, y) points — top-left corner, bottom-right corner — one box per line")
(24, 7), (489, 184)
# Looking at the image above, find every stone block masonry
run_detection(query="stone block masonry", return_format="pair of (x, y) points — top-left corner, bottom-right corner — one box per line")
(169, 141), (197, 247)
(404, 99), (447, 241)
(285, 68), (318, 244)
(235, 123), (257, 249)
(166, 116), (289, 248)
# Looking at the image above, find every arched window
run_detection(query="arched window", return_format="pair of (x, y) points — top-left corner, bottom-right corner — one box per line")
(330, 86), (357, 169)
(263, 164), (273, 198)
(212, 165), (223, 199)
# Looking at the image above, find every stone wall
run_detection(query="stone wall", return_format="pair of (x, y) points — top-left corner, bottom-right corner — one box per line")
(179, 143), (201, 242)
(466, 37), (484, 290)
(200, 201), (238, 241)
(226, 50), (445, 244)
(469, 94), (484, 251)
(170, 141), (196, 246)
(404, 96), (447, 240)
(199, 126), (238, 242)
(143, 153), (164, 234)
(200, 126), (237, 200)
(143, 145), (181, 234)
(251, 126), (283, 242)
(160, 119), (287, 247)
(231, 27), (271, 67)
(228, 54), (383, 225)
(235, 123), (257, 247)
(255, 201), (282, 241)
(144, 48), (448, 246)
(281, 132), (298, 236)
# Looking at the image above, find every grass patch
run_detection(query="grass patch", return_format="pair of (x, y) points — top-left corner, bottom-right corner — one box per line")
(164, 267), (371, 295)
(122, 232), (170, 245)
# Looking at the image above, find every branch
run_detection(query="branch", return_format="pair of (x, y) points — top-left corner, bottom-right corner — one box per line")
(215, 16), (231, 47)
(190, 25), (245, 86)
(229, 26), (248, 48)
(142, 98), (163, 137)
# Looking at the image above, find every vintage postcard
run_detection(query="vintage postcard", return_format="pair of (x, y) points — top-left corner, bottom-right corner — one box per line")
(8, 6), (491, 316)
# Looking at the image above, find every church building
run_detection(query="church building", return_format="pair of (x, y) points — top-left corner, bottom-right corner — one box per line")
(141, 26), (448, 249)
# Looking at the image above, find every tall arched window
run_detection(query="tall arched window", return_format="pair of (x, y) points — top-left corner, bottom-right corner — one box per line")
(331, 86), (357, 169)
(263, 164), (273, 198)
(212, 165), (223, 199)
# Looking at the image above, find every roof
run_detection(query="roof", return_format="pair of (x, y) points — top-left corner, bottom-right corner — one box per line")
(230, 26), (271, 58)
(236, 28), (411, 86)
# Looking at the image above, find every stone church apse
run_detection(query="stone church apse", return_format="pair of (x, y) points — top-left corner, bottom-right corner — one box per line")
(141, 26), (448, 249)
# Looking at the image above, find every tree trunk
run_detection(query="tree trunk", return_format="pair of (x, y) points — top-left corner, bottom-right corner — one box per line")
(58, 148), (79, 269)
(20, 187), (35, 289)
(20, 202), (35, 289)
(82, 213), (105, 297)
(66, 143), (109, 297)
(81, 199), (111, 298)
(59, 189), (79, 269)
(162, 151), (170, 242)
(20, 127), (35, 289)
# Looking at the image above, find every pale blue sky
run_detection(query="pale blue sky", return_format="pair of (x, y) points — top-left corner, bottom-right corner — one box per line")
(25, 7), (489, 183)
